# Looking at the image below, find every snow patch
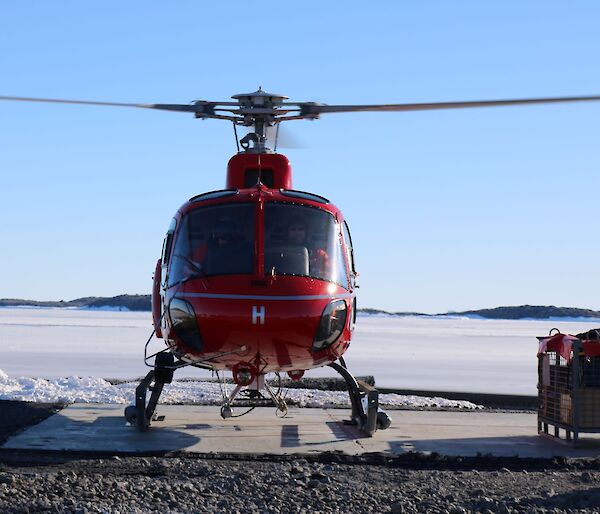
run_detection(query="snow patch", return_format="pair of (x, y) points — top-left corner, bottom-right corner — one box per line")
(0, 369), (482, 409)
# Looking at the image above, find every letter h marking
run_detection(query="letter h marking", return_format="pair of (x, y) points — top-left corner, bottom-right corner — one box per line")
(252, 305), (265, 325)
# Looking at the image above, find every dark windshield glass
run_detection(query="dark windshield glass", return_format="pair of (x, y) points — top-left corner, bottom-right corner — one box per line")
(168, 203), (255, 285)
(264, 203), (349, 288)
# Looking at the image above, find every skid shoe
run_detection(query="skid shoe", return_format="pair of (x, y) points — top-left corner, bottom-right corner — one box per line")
(328, 357), (391, 436)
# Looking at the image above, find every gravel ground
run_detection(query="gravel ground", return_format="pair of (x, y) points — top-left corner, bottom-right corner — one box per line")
(2, 455), (600, 513)
(4, 400), (600, 513)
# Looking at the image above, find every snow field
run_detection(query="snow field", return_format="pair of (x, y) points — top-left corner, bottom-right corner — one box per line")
(1, 307), (599, 396)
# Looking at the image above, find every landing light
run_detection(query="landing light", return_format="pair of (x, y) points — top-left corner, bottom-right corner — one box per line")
(233, 363), (258, 386)
(312, 300), (347, 352)
(168, 298), (203, 352)
(287, 370), (305, 381)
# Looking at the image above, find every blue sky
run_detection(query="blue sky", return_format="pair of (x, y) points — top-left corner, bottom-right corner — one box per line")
(1, 1), (599, 313)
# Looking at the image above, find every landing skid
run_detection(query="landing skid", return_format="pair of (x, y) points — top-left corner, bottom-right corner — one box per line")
(124, 352), (174, 432)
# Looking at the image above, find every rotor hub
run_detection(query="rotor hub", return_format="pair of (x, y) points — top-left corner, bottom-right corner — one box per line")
(231, 87), (288, 109)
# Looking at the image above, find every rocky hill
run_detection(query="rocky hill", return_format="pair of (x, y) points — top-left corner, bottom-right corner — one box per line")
(2, 297), (600, 319)
(0, 295), (151, 312)
(452, 305), (600, 320)
(357, 305), (600, 320)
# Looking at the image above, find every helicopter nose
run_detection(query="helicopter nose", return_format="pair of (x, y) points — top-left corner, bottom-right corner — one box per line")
(170, 283), (353, 372)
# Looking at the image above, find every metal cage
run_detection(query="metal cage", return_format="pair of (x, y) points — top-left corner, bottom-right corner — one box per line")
(538, 337), (600, 446)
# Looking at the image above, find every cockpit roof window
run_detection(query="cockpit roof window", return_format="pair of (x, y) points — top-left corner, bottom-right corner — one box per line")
(279, 189), (329, 204)
(190, 189), (238, 203)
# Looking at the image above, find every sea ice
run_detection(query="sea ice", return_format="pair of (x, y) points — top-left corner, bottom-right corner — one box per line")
(1, 307), (598, 395)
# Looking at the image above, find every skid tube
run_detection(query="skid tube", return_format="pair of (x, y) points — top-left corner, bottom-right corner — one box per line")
(328, 357), (391, 436)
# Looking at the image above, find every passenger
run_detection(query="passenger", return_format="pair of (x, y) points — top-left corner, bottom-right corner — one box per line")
(211, 218), (239, 247)
(190, 236), (208, 268)
(190, 218), (238, 271)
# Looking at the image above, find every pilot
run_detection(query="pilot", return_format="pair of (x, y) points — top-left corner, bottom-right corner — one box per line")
(287, 220), (308, 246)
(189, 218), (238, 270)
(287, 218), (330, 277)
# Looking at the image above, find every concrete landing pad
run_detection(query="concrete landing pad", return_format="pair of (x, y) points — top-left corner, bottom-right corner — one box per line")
(4, 404), (600, 458)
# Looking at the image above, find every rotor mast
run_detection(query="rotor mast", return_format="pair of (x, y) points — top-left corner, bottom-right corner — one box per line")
(230, 88), (289, 154)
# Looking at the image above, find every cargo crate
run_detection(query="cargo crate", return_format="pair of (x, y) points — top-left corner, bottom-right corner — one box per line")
(538, 328), (600, 446)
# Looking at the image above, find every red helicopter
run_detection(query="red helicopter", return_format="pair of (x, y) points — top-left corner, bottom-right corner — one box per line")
(3, 89), (600, 435)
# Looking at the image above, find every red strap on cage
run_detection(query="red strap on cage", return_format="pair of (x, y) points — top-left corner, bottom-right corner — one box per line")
(537, 334), (579, 362)
(538, 334), (600, 361)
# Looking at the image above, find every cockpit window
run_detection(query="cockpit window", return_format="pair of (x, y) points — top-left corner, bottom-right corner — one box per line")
(168, 203), (255, 285)
(264, 203), (349, 288)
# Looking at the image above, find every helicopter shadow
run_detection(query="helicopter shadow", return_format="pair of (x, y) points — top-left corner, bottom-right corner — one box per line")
(3, 406), (202, 456)
(280, 420), (368, 448)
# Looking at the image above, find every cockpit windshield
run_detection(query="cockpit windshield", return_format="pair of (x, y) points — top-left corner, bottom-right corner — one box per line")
(168, 203), (255, 286)
(264, 203), (349, 287)
(167, 201), (349, 288)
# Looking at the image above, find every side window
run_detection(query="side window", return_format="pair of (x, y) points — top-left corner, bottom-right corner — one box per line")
(342, 221), (356, 273)
(161, 218), (177, 267)
(334, 223), (349, 289)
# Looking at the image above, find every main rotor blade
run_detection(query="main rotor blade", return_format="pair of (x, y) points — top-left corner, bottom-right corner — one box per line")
(0, 95), (227, 113)
(305, 95), (600, 114)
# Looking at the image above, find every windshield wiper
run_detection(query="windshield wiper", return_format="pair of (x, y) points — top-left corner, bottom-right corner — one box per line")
(172, 254), (207, 286)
